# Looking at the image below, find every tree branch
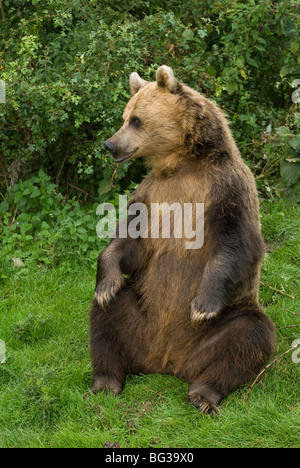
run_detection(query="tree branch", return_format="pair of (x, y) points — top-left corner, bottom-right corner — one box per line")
(281, 307), (300, 318)
(242, 343), (299, 408)
(260, 281), (295, 299)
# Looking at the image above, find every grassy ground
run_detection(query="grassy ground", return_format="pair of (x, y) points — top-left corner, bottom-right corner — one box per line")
(0, 199), (299, 448)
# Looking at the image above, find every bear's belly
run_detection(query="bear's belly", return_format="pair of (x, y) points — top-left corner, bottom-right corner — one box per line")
(132, 247), (206, 372)
(139, 239), (205, 308)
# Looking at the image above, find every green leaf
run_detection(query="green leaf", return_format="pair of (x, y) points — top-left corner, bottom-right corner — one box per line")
(14, 192), (24, 203)
(77, 227), (87, 234)
(280, 65), (291, 77)
(280, 159), (300, 187)
(98, 179), (112, 196)
(289, 137), (300, 150)
(280, 18), (296, 36)
(197, 29), (207, 39)
(226, 79), (239, 95)
(247, 57), (258, 68)
(276, 126), (290, 136)
(182, 29), (194, 41)
(30, 189), (41, 199)
(46, 197), (54, 206)
(291, 42), (299, 54)
(20, 223), (32, 235)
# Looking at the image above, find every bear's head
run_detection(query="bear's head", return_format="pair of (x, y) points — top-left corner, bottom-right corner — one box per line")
(104, 66), (234, 172)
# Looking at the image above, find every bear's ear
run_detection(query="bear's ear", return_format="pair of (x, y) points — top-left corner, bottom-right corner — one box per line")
(129, 72), (149, 95)
(156, 65), (178, 93)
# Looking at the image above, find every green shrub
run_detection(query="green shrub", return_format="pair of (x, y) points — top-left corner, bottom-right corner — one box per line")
(0, 170), (107, 266)
(0, 0), (299, 201)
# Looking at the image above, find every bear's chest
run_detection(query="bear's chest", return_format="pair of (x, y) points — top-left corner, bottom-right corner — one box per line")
(131, 172), (207, 253)
(131, 171), (209, 317)
(138, 171), (207, 206)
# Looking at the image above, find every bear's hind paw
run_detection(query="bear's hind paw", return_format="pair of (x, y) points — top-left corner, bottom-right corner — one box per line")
(92, 375), (123, 396)
(187, 393), (221, 415)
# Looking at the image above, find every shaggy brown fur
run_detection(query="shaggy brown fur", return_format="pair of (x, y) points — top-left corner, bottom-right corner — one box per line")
(90, 66), (275, 414)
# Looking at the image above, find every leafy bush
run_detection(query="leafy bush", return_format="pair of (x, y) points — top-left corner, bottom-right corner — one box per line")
(0, 0), (299, 268)
(0, 170), (107, 265)
(0, 0), (299, 200)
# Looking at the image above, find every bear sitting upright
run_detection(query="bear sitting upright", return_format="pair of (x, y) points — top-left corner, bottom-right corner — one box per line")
(90, 65), (275, 414)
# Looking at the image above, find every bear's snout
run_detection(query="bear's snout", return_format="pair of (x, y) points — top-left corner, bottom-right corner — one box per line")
(104, 140), (117, 156)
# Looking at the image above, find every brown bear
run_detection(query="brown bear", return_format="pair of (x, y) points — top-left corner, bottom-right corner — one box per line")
(90, 65), (275, 414)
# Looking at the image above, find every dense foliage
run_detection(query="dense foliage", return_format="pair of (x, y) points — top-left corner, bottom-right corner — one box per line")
(0, 0), (299, 264)
(0, 2), (299, 448)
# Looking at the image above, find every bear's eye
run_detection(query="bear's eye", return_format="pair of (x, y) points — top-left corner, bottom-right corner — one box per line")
(130, 116), (141, 129)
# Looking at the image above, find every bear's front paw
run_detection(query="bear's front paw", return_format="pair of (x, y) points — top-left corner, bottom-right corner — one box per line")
(190, 297), (220, 328)
(95, 277), (124, 309)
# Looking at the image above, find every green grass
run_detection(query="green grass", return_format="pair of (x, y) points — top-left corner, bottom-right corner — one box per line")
(0, 199), (299, 448)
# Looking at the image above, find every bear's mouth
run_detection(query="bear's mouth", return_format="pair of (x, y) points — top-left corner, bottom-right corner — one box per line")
(114, 147), (139, 164)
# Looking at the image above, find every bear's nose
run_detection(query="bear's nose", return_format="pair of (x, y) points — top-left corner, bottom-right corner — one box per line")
(104, 140), (116, 156)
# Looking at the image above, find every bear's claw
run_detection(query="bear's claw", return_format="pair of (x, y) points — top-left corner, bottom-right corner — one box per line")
(92, 375), (123, 395)
(186, 393), (221, 415)
(95, 278), (123, 309)
(190, 298), (219, 327)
